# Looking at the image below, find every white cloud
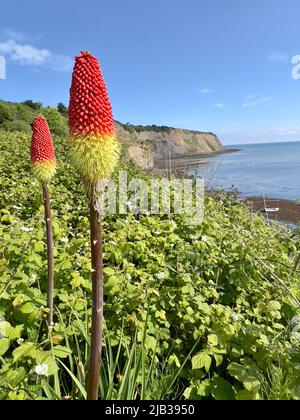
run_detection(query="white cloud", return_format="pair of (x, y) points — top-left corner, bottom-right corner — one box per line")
(242, 95), (271, 108)
(214, 102), (226, 109)
(268, 52), (288, 62)
(0, 39), (72, 72)
(0, 40), (50, 65)
(198, 88), (213, 94)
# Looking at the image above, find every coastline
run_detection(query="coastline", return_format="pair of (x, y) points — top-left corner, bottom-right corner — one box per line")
(153, 148), (240, 174)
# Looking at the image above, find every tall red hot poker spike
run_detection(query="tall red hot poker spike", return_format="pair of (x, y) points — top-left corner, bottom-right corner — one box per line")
(68, 52), (120, 400)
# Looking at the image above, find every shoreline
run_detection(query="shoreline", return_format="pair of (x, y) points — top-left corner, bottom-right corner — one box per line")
(153, 148), (240, 172)
(244, 196), (300, 226)
(154, 147), (240, 163)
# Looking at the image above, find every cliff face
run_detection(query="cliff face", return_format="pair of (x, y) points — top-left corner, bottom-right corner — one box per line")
(115, 122), (224, 168)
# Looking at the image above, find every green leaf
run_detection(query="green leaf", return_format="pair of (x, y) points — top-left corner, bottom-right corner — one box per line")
(268, 301), (281, 311)
(0, 321), (12, 338)
(195, 300), (211, 315)
(34, 241), (45, 252)
(13, 342), (36, 362)
(52, 345), (72, 359)
(197, 379), (212, 397)
(168, 354), (181, 368)
(244, 378), (261, 392)
(20, 302), (37, 314)
(192, 352), (212, 373)
(3, 368), (26, 388)
(208, 334), (218, 347)
(0, 338), (10, 356)
(9, 325), (24, 341)
(235, 389), (260, 400)
(227, 362), (249, 382)
(59, 260), (72, 270)
(103, 267), (115, 276)
(213, 354), (223, 367)
(211, 377), (235, 400)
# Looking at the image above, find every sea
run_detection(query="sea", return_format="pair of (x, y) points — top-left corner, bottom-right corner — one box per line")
(188, 141), (300, 200)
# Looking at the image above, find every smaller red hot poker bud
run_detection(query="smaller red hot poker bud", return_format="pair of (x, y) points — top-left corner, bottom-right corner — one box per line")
(31, 114), (56, 183)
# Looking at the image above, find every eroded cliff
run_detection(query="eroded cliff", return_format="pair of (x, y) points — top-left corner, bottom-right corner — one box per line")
(115, 122), (224, 169)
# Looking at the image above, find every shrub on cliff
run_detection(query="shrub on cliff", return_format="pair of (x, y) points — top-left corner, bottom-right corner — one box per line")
(39, 108), (68, 136)
(0, 103), (12, 124)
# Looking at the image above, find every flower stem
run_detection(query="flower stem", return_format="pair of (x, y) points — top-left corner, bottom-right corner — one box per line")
(87, 201), (104, 400)
(42, 183), (54, 328)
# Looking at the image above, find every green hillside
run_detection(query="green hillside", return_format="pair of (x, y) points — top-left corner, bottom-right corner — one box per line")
(0, 100), (68, 136)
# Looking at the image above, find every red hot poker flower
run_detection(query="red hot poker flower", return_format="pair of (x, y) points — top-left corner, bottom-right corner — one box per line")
(31, 114), (56, 182)
(68, 51), (119, 183)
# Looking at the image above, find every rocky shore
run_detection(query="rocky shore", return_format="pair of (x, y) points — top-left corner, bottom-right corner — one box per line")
(245, 197), (300, 225)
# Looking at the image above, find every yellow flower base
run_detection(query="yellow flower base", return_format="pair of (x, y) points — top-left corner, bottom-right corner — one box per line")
(32, 161), (56, 183)
(68, 134), (120, 184)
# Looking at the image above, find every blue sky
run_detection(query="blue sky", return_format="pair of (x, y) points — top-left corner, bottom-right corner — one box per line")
(1, 0), (300, 144)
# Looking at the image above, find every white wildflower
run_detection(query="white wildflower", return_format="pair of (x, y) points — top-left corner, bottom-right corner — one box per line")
(61, 237), (69, 244)
(231, 313), (239, 322)
(29, 274), (37, 284)
(201, 236), (208, 242)
(156, 272), (165, 280)
(17, 338), (24, 345)
(21, 227), (33, 233)
(35, 364), (49, 377)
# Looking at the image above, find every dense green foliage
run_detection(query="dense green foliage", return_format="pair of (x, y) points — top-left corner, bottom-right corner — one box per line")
(0, 130), (300, 400)
(117, 122), (173, 134)
(0, 101), (68, 136)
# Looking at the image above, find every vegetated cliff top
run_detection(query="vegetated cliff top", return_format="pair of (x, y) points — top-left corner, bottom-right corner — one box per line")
(116, 120), (217, 136)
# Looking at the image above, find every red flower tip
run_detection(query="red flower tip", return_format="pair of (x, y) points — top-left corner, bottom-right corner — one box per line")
(31, 115), (56, 165)
(69, 52), (115, 137)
